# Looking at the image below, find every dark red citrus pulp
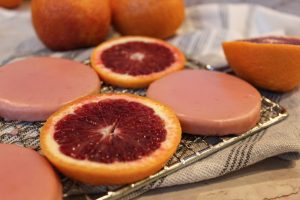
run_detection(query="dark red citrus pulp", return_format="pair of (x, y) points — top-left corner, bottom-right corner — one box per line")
(100, 41), (175, 75)
(243, 36), (300, 45)
(54, 99), (167, 163)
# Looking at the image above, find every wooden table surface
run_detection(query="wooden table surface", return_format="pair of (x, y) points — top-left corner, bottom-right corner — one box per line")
(139, 157), (300, 200)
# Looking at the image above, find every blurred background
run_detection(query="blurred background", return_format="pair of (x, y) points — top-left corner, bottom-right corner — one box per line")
(185, 0), (300, 16)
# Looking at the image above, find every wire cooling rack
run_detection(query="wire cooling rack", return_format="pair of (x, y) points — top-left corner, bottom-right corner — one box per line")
(0, 59), (288, 200)
(88, 96), (287, 200)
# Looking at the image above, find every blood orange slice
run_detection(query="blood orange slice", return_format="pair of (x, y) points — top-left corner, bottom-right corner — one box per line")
(40, 93), (181, 185)
(91, 36), (185, 88)
(223, 36), (300, 92)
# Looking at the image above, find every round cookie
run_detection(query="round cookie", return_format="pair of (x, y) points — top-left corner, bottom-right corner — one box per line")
(0, 57), (100, 121)
(147, 70), (261, 136)
(0, 144), (62, 200)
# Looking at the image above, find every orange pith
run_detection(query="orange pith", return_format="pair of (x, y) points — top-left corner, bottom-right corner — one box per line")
(40, 93), (181, 185)
(91, 36), (185, 88)
(223, 37), (300, 92)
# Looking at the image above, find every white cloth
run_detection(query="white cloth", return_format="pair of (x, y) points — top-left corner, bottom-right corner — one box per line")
(172, 3), (300, 67)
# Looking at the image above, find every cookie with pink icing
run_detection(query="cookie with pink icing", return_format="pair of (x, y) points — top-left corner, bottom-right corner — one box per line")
(0, 57), (100, 121)
(147, 69), (261, 135)
(0, 144), (62, 200)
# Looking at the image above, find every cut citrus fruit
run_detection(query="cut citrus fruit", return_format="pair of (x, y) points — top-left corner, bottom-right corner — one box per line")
(40, 93), (181, 185)
(223, 36), (300, 92)
(91, 36), (185, 88)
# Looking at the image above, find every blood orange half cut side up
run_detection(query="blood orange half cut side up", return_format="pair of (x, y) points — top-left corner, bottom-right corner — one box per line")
(40, 93), (181, 185)
(223, 36), (300, 92)
(91, 36), (185, 88)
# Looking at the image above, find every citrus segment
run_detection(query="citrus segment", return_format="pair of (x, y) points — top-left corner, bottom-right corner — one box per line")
(40, 94), (181, 185)
(91, 36), (185, 88)
(223, 36), (300, 92)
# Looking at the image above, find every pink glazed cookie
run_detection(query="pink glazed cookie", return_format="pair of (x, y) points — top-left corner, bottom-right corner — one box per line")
(0, 57), (100, 121)
(147, 70), (261, 136)
(0, 144), (62, 200)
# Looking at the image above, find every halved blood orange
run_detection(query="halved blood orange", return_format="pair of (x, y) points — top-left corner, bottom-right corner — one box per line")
(223, 36), (300, 92)
(40, 93), (181, 185)
(91, 36), (185, 88)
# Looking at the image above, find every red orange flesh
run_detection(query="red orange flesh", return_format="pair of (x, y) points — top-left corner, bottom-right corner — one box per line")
(40, 93), (181, 185)
(91, 36), (185, 88)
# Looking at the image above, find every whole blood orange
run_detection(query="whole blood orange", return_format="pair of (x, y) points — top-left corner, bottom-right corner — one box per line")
(40, 93), (181, 185)
(110, 0), (185, 39)
(31, 0), (111, 51)
(0, 0), (23, 8)
(91, 36), (185, 88)
(223, 36), (300, 92)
